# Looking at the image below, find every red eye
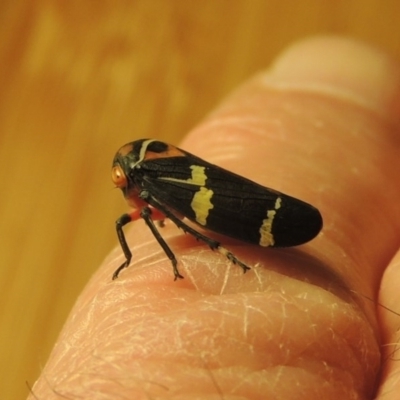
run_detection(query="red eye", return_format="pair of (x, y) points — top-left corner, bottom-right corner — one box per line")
(111, 165), (127, 188)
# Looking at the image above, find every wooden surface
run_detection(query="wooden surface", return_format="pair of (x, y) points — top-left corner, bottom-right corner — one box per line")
(1, 1), (399, 399)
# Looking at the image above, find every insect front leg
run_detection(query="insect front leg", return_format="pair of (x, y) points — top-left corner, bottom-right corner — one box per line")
(113, 213), (134, 280)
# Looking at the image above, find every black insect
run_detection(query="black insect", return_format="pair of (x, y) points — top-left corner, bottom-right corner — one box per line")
(111, 139), (323, 280)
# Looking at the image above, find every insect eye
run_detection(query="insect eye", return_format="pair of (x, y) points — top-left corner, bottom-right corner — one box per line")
(111, 165), (127, 188)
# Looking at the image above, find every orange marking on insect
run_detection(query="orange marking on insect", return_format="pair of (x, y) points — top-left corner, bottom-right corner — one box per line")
(144, 144), (186, 161)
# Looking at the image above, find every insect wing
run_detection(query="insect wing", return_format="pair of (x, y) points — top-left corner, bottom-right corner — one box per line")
(139, 151), (322, 247)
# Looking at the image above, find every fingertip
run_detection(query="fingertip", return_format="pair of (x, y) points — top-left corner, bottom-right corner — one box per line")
(264, 36), (400, 121)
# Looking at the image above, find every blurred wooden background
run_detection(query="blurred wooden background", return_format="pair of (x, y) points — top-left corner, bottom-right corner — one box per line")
(1, 1), (399, 399)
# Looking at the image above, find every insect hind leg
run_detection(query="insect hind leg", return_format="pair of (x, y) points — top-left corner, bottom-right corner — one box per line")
(217, 246), (250, 273)
(140, 190), (251, 274)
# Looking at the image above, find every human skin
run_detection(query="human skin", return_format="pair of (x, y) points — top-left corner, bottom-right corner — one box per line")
(28, 37), (400, 400)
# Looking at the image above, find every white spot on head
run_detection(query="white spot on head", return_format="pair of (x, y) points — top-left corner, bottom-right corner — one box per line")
(133, 139), (156, 168)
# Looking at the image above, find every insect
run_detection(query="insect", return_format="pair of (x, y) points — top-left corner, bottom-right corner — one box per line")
(111, 139), (323, 280)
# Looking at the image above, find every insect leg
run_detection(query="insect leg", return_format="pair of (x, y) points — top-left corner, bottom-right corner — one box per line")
(113, 213), (134, 280)
(140, 207), (184, 280)
(139, 190), (251, 274)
